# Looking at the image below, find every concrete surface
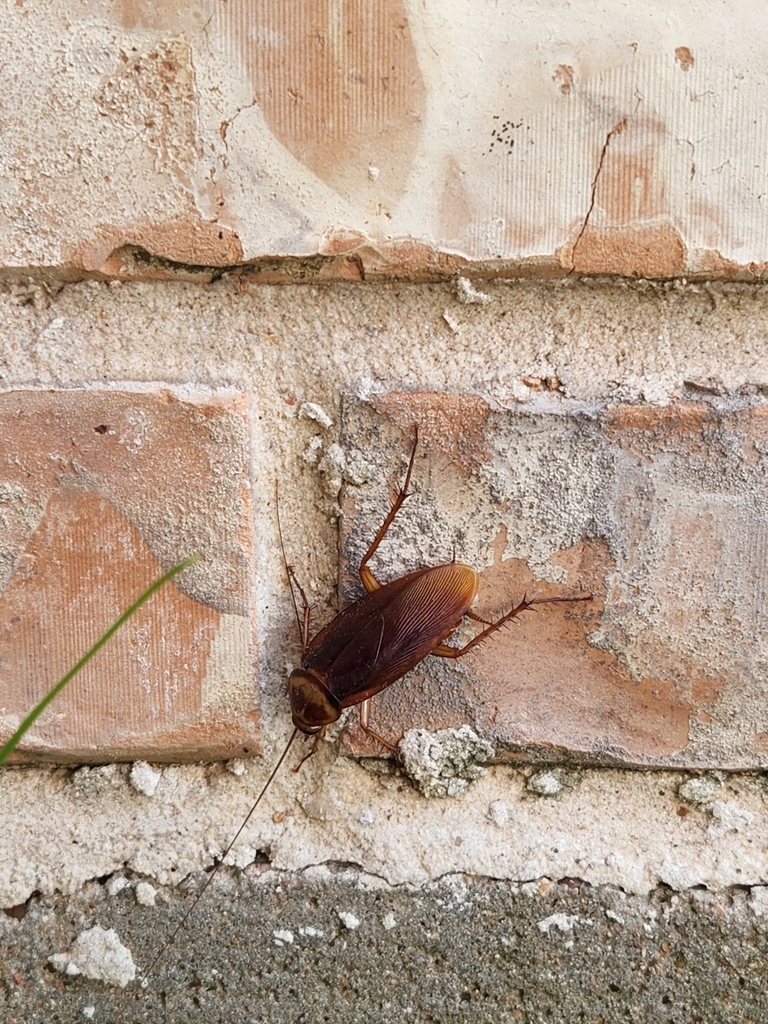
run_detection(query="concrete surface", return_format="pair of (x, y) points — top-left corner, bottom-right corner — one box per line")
(3, 867), (768, 1023)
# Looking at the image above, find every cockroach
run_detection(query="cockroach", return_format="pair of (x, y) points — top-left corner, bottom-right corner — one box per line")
(119, 428), (591, 1014)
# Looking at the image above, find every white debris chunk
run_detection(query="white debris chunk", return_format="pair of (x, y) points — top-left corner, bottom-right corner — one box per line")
(49, 956), (82, 977)
(382, 913), (397, 931)
(224, 843), (257, 870)
(49, 927), (136, 988)
(338, 911), (361, 930)
(134, 882), (157, 907)
(299, 401), (333, 427)
(487, 800), (509, 827)
(129, 761), (161, 797)
(359, 807), (375, 825)
(520, 881), (542, 898)
(82, 1007), (96, 1019)
(398, 726), (494, 799)
(106, 875), (129, 897)
(749, 888), (768, 917)
(273, 929), (294, 946)
(442, 311), (460, 333)
(226, 758), (247, 776)
(455, 276), (492, 305)
(658, 860), (700, 891)
(527, 769), (564, 797)
(538, 913), (580, 935)
(678, 776), (719, 806)
(299, 926), (324, 938)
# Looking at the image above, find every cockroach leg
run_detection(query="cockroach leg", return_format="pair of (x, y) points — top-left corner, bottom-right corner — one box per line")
(432, 592), (592, 659)
(359, 698), (398, 751)
(292, 726), (326, 772)
(358, 427), (419, 594)
(286, 564), (313, 650)
(465, 608), (496, 626)
(431, 642), (465, 657)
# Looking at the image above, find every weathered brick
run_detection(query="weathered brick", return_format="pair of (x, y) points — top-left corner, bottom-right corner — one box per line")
(0, 388), (258, 763)
(3, 6), (768, 278)
(337, 394), (768, 768)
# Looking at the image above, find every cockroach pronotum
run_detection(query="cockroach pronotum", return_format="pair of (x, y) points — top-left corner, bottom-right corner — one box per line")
(119, 427), (591, 1013)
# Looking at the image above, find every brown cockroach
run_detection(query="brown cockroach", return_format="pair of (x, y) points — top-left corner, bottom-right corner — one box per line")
(287, 429), (590, 750)
(120, 428), (591, 1013)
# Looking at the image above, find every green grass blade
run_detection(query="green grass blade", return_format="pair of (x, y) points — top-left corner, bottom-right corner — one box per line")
(0, 556), (197, 765)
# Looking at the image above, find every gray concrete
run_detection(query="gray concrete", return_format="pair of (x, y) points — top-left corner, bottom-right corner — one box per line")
(3, 866), (768, 1023)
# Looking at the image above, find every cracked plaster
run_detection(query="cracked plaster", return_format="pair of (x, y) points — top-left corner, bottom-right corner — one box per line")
(3, 753), (768, 910)
(3, 3), (768, 274)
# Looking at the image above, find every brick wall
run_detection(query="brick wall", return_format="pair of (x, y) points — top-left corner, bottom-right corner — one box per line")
(2, 4), (768, 1019)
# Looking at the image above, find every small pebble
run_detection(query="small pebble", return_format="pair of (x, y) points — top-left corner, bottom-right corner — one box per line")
(338, 911), (360, 930)
(298, 401), (333, 427)
(527, 770), (563, 797)
(129, 762), (161, 797)
(135, 882), (157, 907)
(678, 776), (719, 806)
(106, 875), (129, 897)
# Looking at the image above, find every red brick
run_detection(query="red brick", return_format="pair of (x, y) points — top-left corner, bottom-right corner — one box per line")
(337, 395), (768, 769)
(0, 388), (258, 763)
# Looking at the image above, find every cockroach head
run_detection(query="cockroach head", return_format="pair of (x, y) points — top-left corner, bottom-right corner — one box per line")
(288, 669), (342, 734)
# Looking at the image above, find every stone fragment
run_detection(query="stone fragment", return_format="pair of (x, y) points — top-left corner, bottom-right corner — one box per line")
(398, 726), (494, 799)
(49, 926), (136, 988)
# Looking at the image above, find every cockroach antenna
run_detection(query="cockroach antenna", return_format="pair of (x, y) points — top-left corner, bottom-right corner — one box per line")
(117, 487), (312, 1017)
(116, 728), (299, 1019)
(117, 429), (591, 1015)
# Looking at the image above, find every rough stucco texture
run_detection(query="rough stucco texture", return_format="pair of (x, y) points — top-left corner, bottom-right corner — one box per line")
(4, 2), (768, 1016)
(1, 278), (768, 910)
(3, 1), (768, 276)
(1, 277), (768, 1018)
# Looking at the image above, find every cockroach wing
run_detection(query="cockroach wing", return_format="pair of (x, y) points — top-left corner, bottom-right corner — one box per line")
(302, 562), (480, 707)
